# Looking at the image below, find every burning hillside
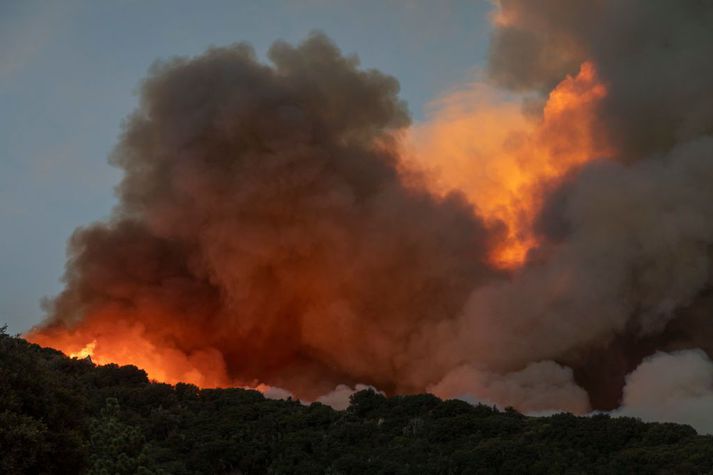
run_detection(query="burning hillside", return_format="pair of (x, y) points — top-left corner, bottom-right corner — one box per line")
(26, 0), (713, 428)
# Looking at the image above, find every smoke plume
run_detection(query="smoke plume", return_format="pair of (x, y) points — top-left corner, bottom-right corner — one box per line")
(27, 1), (713, 428)
(28, 34), (497, 399)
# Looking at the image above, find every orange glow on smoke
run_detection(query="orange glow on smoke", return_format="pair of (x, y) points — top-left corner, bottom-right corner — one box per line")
(26, 61), (611, 389)
(407, 61), (610, 269)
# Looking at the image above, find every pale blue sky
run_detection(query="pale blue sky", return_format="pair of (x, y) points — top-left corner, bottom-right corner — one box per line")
(0, 0), (493, 334)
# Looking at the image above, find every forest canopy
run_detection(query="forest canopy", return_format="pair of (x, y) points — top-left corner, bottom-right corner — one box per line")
(3, 328), (713, 474)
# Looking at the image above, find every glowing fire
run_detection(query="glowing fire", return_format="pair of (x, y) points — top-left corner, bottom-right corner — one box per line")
(69, 340), (96, 359)
(27, 318), (265, 391)
(407, 61), (611, 269)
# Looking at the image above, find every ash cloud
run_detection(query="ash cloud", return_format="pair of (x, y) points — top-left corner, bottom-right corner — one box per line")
(429, 361), (590, 415)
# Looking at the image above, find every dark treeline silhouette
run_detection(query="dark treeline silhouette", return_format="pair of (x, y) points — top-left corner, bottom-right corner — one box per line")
(2, 328), (713, 474)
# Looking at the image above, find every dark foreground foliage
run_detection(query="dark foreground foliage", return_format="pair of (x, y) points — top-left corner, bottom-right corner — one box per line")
(2, 330), (713, 474)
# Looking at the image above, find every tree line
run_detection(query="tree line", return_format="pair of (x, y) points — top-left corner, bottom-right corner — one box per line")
(2, 328), (712, 474)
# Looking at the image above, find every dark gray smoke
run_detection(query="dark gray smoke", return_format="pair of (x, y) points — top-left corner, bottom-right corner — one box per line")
(31, 33), (497, 399)
(489, 0), (713, 161)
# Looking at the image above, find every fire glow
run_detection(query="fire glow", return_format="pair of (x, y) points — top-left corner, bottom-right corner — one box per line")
(30, 320), (240, 388)
(408, 61), (610, 269)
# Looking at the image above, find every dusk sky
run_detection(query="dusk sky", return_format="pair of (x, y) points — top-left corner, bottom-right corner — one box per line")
(1, 0), (492, 334)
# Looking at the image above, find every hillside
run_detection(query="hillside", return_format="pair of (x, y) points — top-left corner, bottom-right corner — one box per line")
(2, 328), (713, 474)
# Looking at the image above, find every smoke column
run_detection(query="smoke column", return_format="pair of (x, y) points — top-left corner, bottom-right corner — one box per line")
(27, 1), (713, 430)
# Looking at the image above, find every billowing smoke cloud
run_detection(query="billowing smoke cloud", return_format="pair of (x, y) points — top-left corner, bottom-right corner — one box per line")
(29, 33), (497, 399)
(439, 137), (713, 411)
(27, 1), (713, 427)
(617, 350), (713, 434)
(428, 361), (589, 414)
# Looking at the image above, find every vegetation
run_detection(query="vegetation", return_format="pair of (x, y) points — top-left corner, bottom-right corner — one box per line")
(2, 329), (713, 474)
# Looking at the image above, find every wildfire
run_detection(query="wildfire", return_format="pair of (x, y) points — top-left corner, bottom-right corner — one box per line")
(407, 60), (611, 269)
(27, 318), (261, 390)
(25, 58), (611, 391)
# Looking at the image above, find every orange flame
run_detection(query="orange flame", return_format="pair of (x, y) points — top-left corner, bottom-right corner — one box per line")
(27, 316), (265, 391)
(69, 340), (96, 359)
(407, 61), (611, 269)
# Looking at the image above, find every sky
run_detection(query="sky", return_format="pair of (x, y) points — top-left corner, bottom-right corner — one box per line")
(0, 0), (493, 334)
